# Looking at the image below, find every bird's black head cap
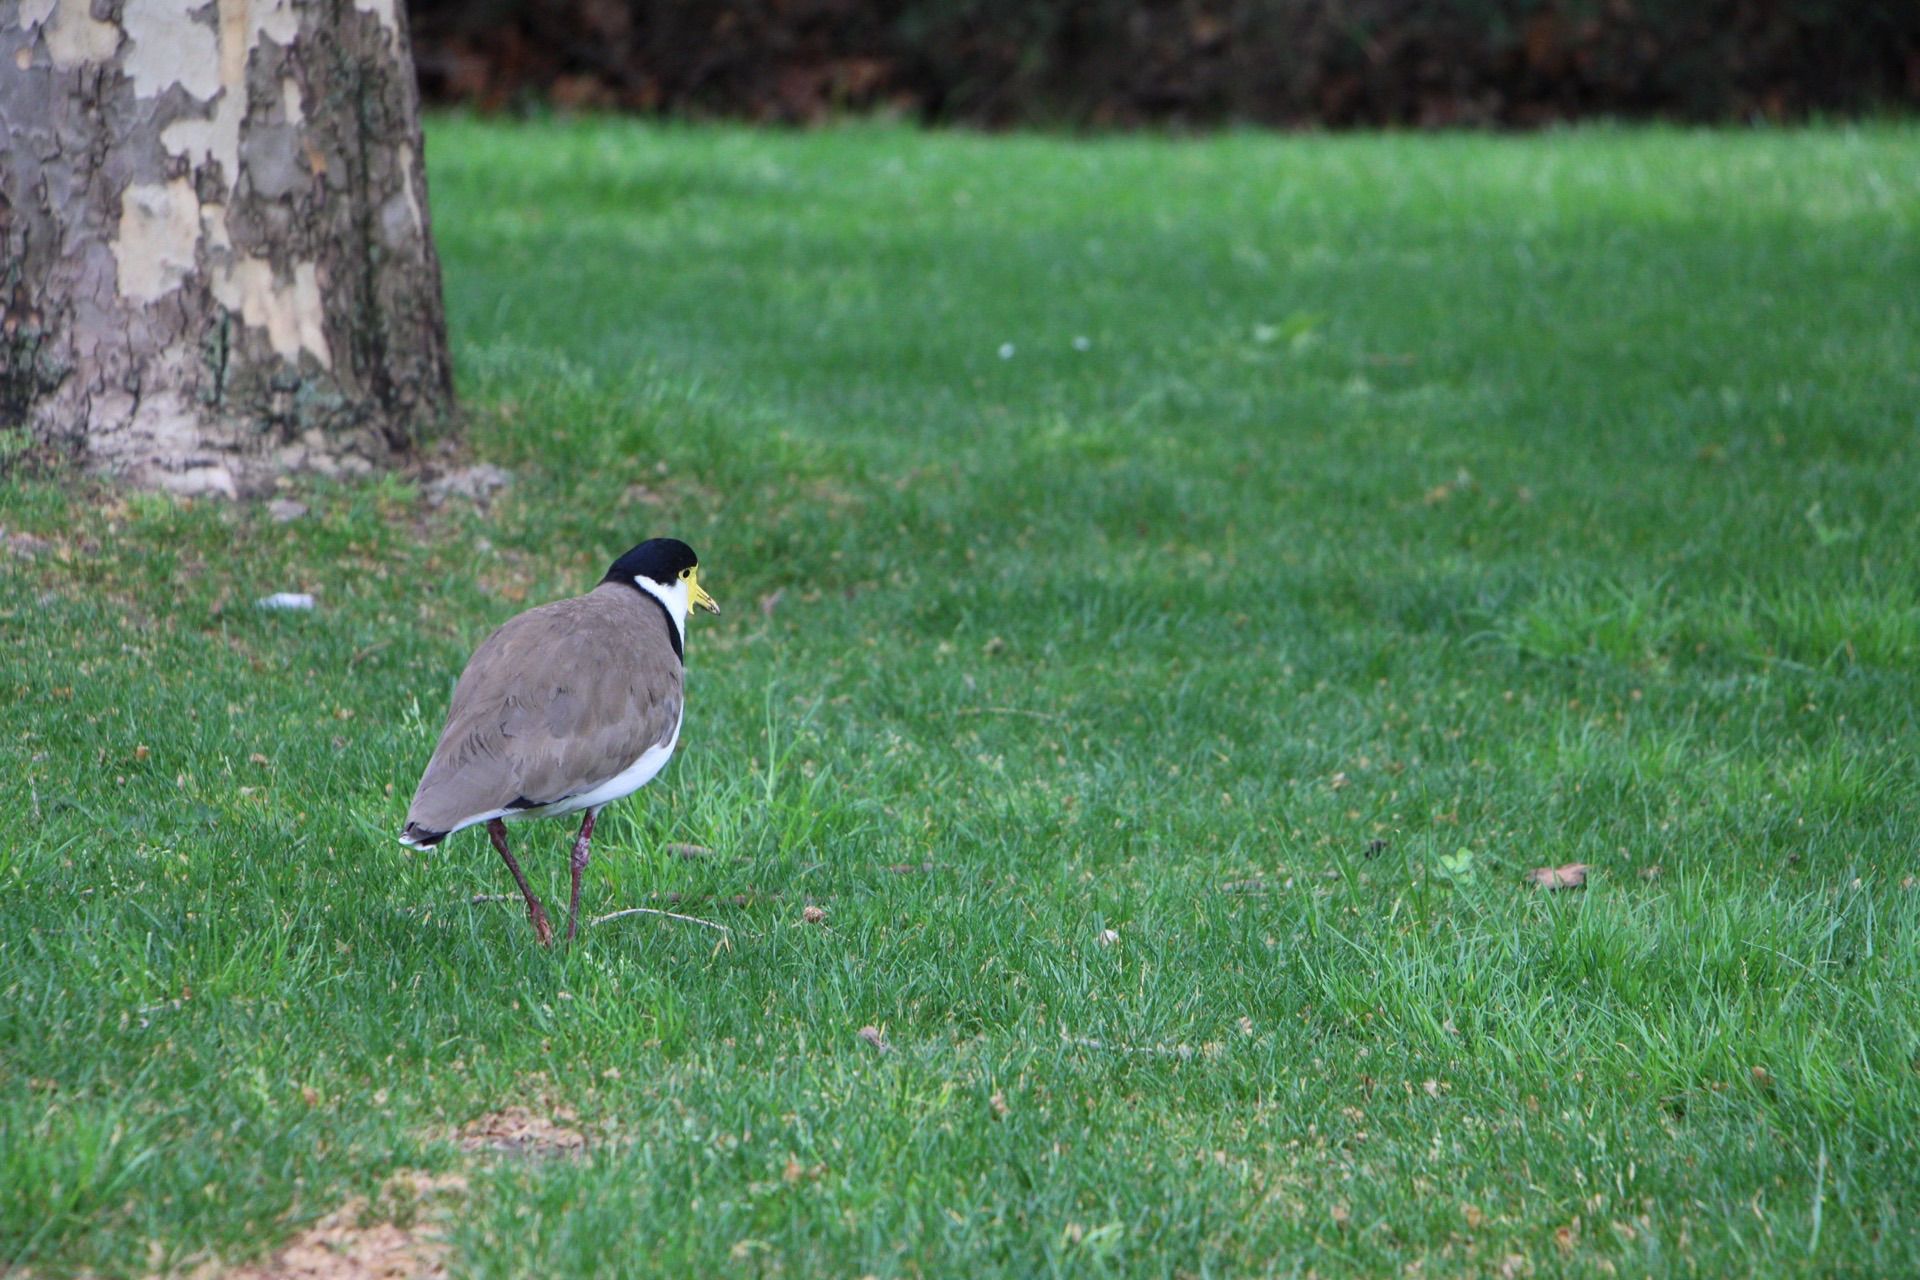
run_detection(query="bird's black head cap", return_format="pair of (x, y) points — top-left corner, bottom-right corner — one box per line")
(603, 538), (699, 588)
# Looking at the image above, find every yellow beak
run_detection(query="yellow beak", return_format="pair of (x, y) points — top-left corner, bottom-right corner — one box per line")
(688, 567), (720, 616)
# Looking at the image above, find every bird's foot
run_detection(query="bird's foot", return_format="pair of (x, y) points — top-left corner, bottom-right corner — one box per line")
(528, 899), (554, 947)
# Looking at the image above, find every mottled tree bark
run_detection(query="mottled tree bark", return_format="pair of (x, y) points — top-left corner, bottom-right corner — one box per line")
(1, 0), (453, 496)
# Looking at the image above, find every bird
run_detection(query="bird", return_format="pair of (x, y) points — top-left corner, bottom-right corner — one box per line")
(399, 537), (720, 945)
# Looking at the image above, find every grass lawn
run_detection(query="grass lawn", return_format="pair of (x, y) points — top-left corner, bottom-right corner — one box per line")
(4, 119), (1920, 1277)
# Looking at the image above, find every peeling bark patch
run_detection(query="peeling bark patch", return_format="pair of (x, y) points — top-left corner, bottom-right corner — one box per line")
(243, 123), (307, 199)
(35, 0), (120, 69)
(380, 146), (424, 248)
(160, 93), (244, 178)
(201, 201), (233, 249)
(212, 257), (332, 367)
(113, 180), (203, 302)
(354, 0), (401, 36)
(248, 0), (302, 50)
(122, 0), (220, 100)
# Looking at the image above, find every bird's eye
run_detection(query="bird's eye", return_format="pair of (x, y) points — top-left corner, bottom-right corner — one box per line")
(679, 568), (692, 580)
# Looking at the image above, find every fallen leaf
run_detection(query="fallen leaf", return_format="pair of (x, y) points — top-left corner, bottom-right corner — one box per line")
(1464, 1204), (1487, 1229)
(989, 1090), (1010, 1119)
(1527, 863), (1590, 890)
(801, 904), (827, 925)
(856, 1025), (891, 1054)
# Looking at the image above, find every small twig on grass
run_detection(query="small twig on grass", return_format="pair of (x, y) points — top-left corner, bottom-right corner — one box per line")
(349, 639), (394, 669)
(589, 906), (732, 935)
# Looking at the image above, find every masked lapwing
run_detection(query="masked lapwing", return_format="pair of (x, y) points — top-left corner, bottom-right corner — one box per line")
(399, 538), (720, 945)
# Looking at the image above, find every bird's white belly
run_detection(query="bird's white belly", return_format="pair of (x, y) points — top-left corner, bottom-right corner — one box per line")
(509, 705), (684, 822)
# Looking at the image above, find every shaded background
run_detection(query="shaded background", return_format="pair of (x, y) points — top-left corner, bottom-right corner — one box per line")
(408, 0), (1920, 127)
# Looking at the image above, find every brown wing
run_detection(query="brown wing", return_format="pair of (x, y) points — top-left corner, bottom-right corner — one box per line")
(403, 583), (682, 837)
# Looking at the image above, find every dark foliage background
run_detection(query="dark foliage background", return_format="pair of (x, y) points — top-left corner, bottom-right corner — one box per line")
(408, 0), (1920, 127)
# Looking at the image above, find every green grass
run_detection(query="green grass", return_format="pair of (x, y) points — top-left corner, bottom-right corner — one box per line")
(5, 119), (1920, 1277)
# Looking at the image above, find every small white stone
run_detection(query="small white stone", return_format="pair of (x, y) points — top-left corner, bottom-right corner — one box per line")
(997, 342), (1015, 360)
(1072, 335), (1092, 351)
(256, 592), (315, 611)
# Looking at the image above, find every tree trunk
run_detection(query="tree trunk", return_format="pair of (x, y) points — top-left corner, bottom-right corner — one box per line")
(1, 0), (453, 496)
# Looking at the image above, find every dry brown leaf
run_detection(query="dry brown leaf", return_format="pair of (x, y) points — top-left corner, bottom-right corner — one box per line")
(1463, 1204), (1487, 1229)
(855, 1025), (891, 1054)
(1526, 863), (1590, 890)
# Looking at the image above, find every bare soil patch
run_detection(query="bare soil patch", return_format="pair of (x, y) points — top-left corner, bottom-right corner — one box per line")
(456, 1104), (587, 1159)
(208, 1173), (466, 1280)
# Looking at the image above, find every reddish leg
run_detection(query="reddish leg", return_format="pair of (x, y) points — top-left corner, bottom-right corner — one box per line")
(488, 818), (552, 946)
(565, 808), (599, 945)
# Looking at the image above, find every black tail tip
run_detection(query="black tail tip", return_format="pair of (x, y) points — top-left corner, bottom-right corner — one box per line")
(399, 823), (448, 849)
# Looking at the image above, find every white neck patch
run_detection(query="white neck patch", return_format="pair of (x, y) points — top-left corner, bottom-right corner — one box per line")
(632, 574), (690, 653)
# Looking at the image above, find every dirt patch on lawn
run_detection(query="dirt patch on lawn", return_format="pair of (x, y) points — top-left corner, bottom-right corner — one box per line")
(456, 1104), (587, 1159)
(210, 1172), (466, 1280)
(181, 1101), (583, 1279)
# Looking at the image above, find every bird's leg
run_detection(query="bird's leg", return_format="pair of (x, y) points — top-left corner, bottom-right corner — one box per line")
(488, 818), (552, 946)
(565, 808), (599, 945)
